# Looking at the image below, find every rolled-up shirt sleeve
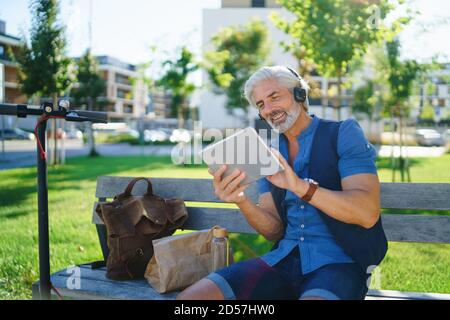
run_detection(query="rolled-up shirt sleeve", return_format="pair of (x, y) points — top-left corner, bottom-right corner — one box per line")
(337, 118), (378, 179)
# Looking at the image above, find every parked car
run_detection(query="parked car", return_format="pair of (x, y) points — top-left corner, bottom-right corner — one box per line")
(0, 128), (35, 140)
(443, 129), (450, 143)
(65, 129), (83, 140)
(414, 129), (445, 146)
(143, 129), (169, 143)
(169, 129), (191, 143)
(113, 129), (139, 139)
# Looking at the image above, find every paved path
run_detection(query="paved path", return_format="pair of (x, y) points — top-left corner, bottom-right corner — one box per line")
(0, 140), (174, 170)
(377, 145), (446, 158)
(0, 140), (447, 170)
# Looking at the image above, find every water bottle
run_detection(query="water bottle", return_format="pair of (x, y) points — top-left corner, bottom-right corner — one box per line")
(211, 228), (230, 272)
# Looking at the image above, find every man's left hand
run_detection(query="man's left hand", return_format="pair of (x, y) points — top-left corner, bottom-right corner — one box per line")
(267, 148), (308, 196)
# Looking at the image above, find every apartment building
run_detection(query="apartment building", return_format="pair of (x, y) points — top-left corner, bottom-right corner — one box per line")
(416, 63), (450, 121)
(0, 20), (149, 121)
(0, 20), (26, 105)
(93, 55), (148, 120)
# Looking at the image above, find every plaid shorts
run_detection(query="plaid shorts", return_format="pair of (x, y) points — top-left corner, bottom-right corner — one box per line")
(206, 247), (369, 300)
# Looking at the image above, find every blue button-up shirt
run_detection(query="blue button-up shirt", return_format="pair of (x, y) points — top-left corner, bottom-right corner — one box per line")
(257, 115), (378, 274)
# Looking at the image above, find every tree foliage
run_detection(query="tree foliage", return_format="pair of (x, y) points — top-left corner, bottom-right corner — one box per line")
(14, 0), (75, 165)
(15, 0), (76, 98)
(352, 79), (377, 119)
(72, 49), (106, 157)
(73, 49), (105, 110)
(156, 46), (198, 124)
(272, 0), (407, 119)
(204, 19), (270, 115)
(385, 38), (422, 117)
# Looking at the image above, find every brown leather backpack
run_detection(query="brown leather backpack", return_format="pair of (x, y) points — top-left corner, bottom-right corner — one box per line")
(95, 177), (188, 280)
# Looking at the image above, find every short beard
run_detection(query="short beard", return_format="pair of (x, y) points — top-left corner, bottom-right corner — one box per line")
(266, 102), (302, 133)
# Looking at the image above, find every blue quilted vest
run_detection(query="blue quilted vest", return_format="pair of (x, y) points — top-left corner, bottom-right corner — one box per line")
(270, 118), (388, 272)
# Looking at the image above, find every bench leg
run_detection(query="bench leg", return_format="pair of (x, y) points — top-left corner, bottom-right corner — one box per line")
(96, 224), (109, 262)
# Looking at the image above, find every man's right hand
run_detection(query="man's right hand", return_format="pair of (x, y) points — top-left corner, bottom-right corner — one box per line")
(209, 165), (249, 204)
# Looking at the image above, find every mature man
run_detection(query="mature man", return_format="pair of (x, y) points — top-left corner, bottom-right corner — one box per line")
(177, 66), (387, 300)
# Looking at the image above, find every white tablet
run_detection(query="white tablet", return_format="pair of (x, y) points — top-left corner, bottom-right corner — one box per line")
(200, 127), (284, 185)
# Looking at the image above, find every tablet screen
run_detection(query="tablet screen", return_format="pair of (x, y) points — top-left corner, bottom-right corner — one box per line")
(200, 127), (284, 185)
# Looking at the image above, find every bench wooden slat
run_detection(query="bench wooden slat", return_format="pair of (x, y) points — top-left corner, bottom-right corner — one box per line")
(93, 203), (450, 243)
(184, 210), (450, 243)
(95, 176), (259, 203)
(93, 177), (450, 243)
(182, 207), (257, 234)
(32, 264), (178, 300)
(367, 289), (450, 300)
(381, 214), (450, 243)
(380, 183), (450, 210)
(95, 177), (450, 211)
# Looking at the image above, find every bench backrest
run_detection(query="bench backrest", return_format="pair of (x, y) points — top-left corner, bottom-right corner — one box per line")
(92, 176), (450, 245)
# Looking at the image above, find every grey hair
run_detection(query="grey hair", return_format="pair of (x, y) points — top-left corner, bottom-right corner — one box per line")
(244, 65), (310, 111)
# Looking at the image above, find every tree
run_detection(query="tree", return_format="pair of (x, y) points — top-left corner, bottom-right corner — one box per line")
(156, 46), (198, 128)
(272, 0), (405, 120)
(72, 49), (106, 156)
(384, 38), (422, 182)
(416, 66), (446, 123)
(15, 0), (76, 165)
(352, 79), (379, 138)
(203, 19), (270, 125)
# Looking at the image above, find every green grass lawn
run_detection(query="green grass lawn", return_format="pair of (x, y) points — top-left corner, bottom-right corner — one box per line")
(0, 154), (449, 299)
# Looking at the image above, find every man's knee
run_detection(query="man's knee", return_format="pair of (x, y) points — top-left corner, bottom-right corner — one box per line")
(176, 278), (225, 300)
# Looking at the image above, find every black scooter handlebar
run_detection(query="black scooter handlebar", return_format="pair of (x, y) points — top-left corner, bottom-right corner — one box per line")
(0, 103), (21, 116)
(0, 103), (108, 123)
(73, 110), (108, 123)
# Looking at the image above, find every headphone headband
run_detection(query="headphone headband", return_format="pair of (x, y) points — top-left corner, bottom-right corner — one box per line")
(286, 66), (301, 80)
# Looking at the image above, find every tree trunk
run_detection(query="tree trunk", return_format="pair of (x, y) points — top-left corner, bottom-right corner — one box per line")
(88, 98), (98, 157)
(336, 74), (342, 121)
(399, 114), (405, 182)
(52, 94), (59, 165)
(61, 118), (65, 164)
(321, 78), (328, 118)
(390, 113), (396, 182)
(178, 101), (185, 129)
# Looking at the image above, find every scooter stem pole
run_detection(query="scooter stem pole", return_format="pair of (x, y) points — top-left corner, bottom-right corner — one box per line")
(37, 117), (51, 300)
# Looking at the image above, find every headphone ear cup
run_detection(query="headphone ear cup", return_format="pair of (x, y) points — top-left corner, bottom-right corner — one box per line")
(293, 87), (306, 103)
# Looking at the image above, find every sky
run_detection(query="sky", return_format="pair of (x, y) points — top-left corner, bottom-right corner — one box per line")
(0, 0), (221, 65)
(0, 0), (449, 74)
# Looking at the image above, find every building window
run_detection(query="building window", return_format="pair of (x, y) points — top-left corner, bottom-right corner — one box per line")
(252, 0), (265, 8)
(115, 73), (130, 85)
(123, 105), (133, 113)
(308, 98), (321, 106)
(117, 88), (131, 99)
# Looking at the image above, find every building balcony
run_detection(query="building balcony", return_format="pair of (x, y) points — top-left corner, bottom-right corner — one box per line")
(4, 81), (19, 89)
(115, 82), (133, 90)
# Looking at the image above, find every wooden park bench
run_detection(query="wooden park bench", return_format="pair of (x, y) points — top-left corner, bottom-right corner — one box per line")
(32, 176), (450, 300)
